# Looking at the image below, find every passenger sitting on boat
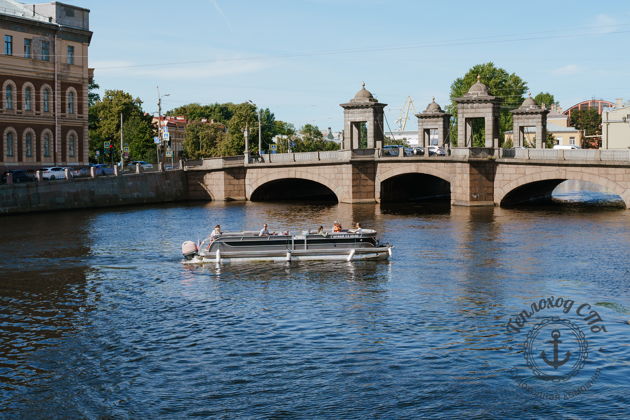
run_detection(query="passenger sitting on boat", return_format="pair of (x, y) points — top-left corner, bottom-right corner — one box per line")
(351, 222), (364, 233)
(210, 225), (222, 240)
(317, 226), (324, 234)
(259, 223), (270, 236)
(333, 222), (342, 232)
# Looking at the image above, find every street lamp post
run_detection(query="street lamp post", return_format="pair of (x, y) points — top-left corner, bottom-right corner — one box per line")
(248, 100), (263, 155)
(157, 87), (170, 165)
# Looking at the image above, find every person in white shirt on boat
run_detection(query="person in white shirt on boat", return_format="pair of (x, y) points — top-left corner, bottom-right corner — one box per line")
(259, 223), (270, 236)
(210, 225), (222, 240)
(351, 222), (364, 233)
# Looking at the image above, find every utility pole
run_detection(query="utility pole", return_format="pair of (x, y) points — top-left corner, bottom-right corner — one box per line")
(258, 108), (262, 155)
(157, 87), (170, 164)
(248, 100), (263, 155)
(120, 112), (124, 169)
(244, 123), (249, 154)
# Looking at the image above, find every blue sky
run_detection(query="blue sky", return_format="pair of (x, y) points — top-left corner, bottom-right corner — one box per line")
(78, 0), (630, 131)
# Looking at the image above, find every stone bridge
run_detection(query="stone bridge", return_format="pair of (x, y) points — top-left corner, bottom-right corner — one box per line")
(185, 148), (630, 208)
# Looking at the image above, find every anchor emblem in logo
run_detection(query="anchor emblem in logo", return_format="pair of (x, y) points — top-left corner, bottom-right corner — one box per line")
(540, 329), (571, 369)
(524, 318), (588, 381)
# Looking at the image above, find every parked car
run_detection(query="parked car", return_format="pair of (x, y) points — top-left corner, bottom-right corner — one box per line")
(382, 145), (413, 157)
(41, 167), (68, 180)
(411, 146), (425, 156)
(90, 164), (115, 176)
(128, 161), (154, 170)
(428, 145), (446, 156)
(553, 145), (580, 150)
(2, 170), (36, 184)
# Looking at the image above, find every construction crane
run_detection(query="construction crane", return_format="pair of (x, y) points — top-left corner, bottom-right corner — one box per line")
(394, 96), (417, 133)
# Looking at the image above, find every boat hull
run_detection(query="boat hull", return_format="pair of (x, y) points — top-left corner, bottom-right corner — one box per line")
(183, 246), (392, 264)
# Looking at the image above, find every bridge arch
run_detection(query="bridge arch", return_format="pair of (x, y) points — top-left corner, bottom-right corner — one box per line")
(376, 164), (454, 202)
(246, 170), (344, 202)
(496, 170), (629, 208)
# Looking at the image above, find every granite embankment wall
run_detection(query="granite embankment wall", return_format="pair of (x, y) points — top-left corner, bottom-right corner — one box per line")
(0, 171), (188, 215)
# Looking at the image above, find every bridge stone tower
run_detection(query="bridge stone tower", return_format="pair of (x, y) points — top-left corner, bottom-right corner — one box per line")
(511, 95), (549, 148)
(340, 84), (387, 150)
(455, 76), (502, 148)
(416, 98), (451, 151)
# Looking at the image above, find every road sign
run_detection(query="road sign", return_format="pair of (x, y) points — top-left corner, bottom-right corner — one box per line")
(163, 126), (169, 133)
(165, 150), (173, 158)
(104, 141), (110, 148)
(270, 144), (277, 151)
(153, 137), (160, 144)
(162, 132), (170, 141)
(123, 146), (129, 153)
(95, 150), (100, 157)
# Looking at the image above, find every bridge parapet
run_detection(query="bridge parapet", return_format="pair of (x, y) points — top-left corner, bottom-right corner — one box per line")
(499, 148), (630, 163)
(188, 155), (245, 170)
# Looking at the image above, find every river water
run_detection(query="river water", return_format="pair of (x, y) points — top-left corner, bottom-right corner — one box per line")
(1, 199), (629, 418)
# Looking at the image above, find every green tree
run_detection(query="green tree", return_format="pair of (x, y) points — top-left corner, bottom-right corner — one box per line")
(570, 108), (601, 148)
(288, 124), (340, 152)
(89, 89), (154, 163)
(534, 92), (556, 109)
(183, 122), (227, 159)
(167, 103), (235, 123)
(88, 80), (100, 107)
(222, 102), (258, 155)
(448, 62), (528, 147)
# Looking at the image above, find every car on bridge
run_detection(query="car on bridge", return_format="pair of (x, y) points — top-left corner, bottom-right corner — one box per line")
(428, 146), (446, 156)
(383, 145), (413, 157)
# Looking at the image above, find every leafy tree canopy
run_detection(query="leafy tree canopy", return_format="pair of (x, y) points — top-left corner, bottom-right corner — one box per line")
(448, 62), (528, 146)
(534, 92), (557, 108)
(570, 108), (601, 147)
(88, 89), (154, 163)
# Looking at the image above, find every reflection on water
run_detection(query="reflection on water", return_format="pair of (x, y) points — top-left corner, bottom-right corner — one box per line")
(0, 201), (629, 417)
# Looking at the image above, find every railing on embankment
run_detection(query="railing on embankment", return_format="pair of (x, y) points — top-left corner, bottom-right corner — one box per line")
(0, 170), (187, 215)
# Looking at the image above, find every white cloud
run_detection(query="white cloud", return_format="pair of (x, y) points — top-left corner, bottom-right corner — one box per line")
(591, 14), (618, 34)
(552, 64), (579, 76)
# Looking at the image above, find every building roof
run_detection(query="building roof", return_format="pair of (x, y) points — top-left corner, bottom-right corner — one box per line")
(506, 122), (579, 134)
(563, 99), (614, 116)
(0, 0), (49, 22)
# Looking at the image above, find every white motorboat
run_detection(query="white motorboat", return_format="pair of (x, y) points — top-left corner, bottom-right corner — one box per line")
(181, 229), (392, 264)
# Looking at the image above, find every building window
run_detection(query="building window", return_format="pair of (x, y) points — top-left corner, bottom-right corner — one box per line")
(569, 137), (575, 145)
(24, 86), (33, 111)
(24, 39), (31, 58)
(67, 45), (74, 64)
(43, 133), (51, 157)
(6, 132), (14, 157)
(66, 90), (75, 114)
(4, 35), (13, 55)
(5, 84), (13, 110)
(68, 133), (76, 157)
(25, 132), (33, 158)
(43, 88), (50, 112)
(41, 40), (50, 61)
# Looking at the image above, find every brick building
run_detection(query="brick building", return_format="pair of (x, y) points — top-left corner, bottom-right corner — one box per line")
(0, 0), (92, 172)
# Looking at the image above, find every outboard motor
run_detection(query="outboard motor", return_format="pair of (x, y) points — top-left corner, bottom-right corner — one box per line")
(181, 241), (198, 260)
